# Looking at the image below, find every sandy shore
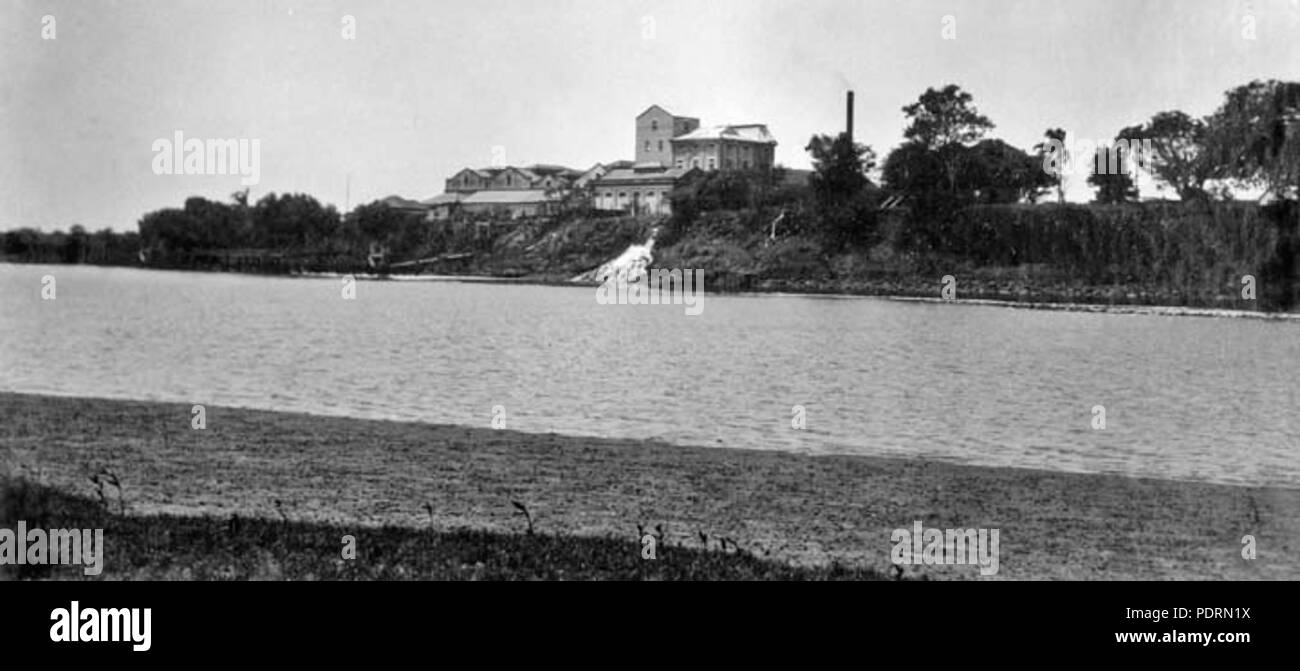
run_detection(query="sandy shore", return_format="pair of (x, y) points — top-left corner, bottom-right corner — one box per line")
(2, 392), (1296, 579)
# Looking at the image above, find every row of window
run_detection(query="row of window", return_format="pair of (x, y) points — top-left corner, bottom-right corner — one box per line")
(451, 174), (565, 189)
(673, 157), (756, 170)
(602, 190), (668, 201)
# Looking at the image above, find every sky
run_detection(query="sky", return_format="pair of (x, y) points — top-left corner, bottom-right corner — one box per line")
(2, 0), (1298, 231)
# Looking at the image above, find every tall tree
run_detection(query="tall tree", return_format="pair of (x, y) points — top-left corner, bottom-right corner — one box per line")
(1204, 79), (1300, 200)
(1088, 125), (1142, 204)
(901, 85), (994, 193)
(805, 133), (878, 244)
(901, 84), (995, 150)
(960, 139), (1052, 204)
(1136, 111), (1217, 200)
(806, 133), (876, 201)
(1033, 128), (1068, 203)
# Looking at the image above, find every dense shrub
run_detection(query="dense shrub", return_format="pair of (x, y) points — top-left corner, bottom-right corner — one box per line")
(897, 201), (1279, 291)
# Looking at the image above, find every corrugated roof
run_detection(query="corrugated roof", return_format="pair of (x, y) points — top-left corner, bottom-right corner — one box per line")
(526, 164), (581, 176)
(381, 195), (427, 209)
(672, 124), (776, 144)
(595, 166), (697, 185)
(461, 189), (556, 205)
(422, 193), (466, 206)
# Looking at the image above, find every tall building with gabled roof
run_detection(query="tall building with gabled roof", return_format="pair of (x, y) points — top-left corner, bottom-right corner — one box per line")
(633, 104), (777, 172)
(636, 105), (700, 167)
(671, 124), (777, 171)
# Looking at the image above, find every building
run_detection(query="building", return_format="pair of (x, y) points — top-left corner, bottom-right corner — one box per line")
(379, 195), (431, 214)
(671, 124), (777, 171)
(633, 105), (777, 172)
(443, 164), (583, 194)
(592, 165), (701, 215)
(590, 105), (776, 215)
(422, 192), (466, 220)
(423, 189), (557, 220)
(433, 164), (586, 219)
(636, 105), (700, 167)
(426, 104), (777, 219)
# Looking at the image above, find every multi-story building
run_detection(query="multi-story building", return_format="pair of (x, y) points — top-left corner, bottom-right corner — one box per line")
(671, 124), (777, 171)
(635, 105), (700, 167)
(427, 105), (777, 219)
(443, 164), (584, 194)
(632, 105), (777, 172)
(591, 165), (701, 215)
(591, 105), (777, 215)
(431, 164), (587, 219)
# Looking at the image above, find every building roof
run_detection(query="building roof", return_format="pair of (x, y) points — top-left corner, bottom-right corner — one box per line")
(380, 195), (428, 210)
(526, 164), (581, 177)
(461, 189), (556, 205)
(636, 105), (699, 124)
(509, 167), (539, 182)
(637, 104), (673, 119)
(672, 124), (777, 145)
(422, 193), (466, 206)
(595, 166), (699, 186)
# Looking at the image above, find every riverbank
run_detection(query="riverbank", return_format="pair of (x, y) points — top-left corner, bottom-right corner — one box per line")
(2, 476), (889, 580)
(289, 268), (1300, 320)
(3, 392), (1296, 579)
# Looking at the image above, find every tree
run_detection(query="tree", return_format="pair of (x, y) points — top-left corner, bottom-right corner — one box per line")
(806, 133), (876, 200)
(882, 141), (945, 193)
(1088, 125), (1142, 204)
(901, 85), (994, 194)
(883, 138), (1045, 205)
(805, 133), (878, 244)
(901, 84), (995, 150)
(1033, 128), (1068, 203)
(1204, 79), (1300, 200)
(1135, 110), (1217, 200)
(252, 193), (340, 249)
(960, 139), (1052, 204)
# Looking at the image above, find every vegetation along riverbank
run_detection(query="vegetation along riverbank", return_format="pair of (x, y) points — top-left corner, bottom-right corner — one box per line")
(4, 79), (1298, 312)
(2, 393), (1296, 580)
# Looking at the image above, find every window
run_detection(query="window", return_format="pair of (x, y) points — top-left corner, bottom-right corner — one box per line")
(708, 158), (716, 169)
(651, 120), (658, 131)
(658, 140), (663, 151)
(644, 140), (650, 151)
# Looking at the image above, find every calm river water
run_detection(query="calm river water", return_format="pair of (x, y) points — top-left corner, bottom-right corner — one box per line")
(1, 263), (1296, 487)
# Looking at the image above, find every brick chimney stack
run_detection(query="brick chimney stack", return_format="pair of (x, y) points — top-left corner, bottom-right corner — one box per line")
(846, 90), (854, 143)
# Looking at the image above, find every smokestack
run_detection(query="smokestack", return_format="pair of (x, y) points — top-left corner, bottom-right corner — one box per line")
(846, 90), (854, 143)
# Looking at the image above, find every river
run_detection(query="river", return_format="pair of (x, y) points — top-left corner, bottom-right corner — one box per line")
(1, 263), (1296, 488)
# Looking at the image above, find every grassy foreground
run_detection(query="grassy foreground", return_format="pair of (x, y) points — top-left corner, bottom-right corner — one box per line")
(2, 392), (1297, 580)
(1, 477), (886, 580)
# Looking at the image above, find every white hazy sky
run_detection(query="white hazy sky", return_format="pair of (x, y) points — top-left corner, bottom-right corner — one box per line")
(2, 0), (1298, 231)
